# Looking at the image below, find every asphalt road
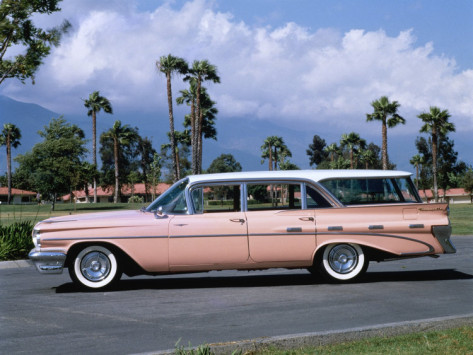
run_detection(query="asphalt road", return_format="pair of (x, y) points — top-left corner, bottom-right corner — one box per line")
(1, 236), (472, 355)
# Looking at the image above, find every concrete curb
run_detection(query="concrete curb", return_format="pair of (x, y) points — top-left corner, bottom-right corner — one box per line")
(143, 314), (473, 355)
(0, 259), (32, 269)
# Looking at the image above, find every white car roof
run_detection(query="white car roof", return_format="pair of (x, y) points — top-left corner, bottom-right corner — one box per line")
(186, 169), (412, 184)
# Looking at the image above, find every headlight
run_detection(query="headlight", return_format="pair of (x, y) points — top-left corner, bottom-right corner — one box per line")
(32, 229), (41, 248)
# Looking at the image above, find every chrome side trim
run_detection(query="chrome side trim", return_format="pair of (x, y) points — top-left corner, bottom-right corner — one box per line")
(315, 231), (435, 254)
(41, 235), (168, 242)
(328, 226), (343, 231)
(409, 224), (425, 229)
(29, 250), (66, 274)
(369, 225), (384, 230)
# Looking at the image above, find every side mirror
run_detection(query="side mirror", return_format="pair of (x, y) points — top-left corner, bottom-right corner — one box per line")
(154, 206), (167, 219)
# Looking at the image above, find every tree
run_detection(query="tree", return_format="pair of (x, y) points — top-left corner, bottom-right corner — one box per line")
(137, 137), (156, 202)
(324, 143), (340, 165)
(84, 91), (113, 203)
(157, 54), (188, 182)
(179, 85), (218, 172)
(418, 107), (455, 202)
(15, 117), (87, 210)
(306, 135), (327, 167)
(161, 130), (191, 182)
(101, 121), (139, 203)
(261, 136), (291, 171)
(184, 59), (220, 175)
(359, 149), (376, 170)
(150, 153), (161, 201)
(410, 154), (425, 188)
(462, 169), (473, 203)
(0, 0), (70, 85)
(340, 132), (366, 169)
(207, 154), (242, 173)
(0, 123), (21, 204)
(366, 96), (405, 170)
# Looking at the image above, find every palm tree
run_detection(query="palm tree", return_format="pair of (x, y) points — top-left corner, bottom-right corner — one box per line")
(340, 132), (366, 169)
(366, 96), (405, 170)
(418, 107), (455, 202)
(0, 123), (21, 204)
(184, 60), (220, 174)
(360, 149), (376, 169)
(410, 154), (425, 188)
(261, 136), (291, 171)
(157, 54), (189, 181)
(324, 143), (340, 165)
(102, 121), (138, 203)
(84, 91), (113, 203)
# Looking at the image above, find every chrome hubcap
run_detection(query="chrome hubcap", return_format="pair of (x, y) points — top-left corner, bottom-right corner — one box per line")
(81, 251), (111, 282)
(328, 245), (358, 274)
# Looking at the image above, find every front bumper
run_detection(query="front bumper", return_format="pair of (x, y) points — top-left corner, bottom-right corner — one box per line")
(29, 249), (67, 274)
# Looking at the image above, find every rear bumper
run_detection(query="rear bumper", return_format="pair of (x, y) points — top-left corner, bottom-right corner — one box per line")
(29, 249), (66, 274)
(432, 224), (456, 254)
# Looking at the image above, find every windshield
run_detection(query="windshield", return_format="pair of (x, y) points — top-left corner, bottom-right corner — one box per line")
(146, 178), (189, 213)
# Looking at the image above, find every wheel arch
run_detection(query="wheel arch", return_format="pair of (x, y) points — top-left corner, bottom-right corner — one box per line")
(65, 241), (144, 277)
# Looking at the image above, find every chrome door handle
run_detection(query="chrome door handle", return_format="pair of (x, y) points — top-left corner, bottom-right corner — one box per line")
(299, 217), (314, 222)
(230, 218), (245, 224)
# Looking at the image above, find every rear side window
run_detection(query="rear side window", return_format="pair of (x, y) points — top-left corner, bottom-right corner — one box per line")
(247, 183), (301, 211)
(320, 177), (420, 205)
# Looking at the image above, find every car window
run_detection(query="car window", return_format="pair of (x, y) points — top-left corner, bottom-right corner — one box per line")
(320, 177), (419, 205)
(306, 185), (333, 208)
(146, 178), (188, 213)
(247, 183), (301, 211)
(191, 185), (241, 213)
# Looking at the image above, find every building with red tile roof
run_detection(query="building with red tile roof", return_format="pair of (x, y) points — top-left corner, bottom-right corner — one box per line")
(62, 183), (171, 203)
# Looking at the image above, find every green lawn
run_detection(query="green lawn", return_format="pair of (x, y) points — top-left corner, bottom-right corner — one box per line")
(0, 202), (144, 226)
(449, 203), (473, 235)
(251, 326), (473, 355)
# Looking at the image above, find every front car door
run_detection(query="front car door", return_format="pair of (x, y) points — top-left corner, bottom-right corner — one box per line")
(169, 183), (249, 271)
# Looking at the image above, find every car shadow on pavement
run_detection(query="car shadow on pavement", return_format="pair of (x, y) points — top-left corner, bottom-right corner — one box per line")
(54, 268), (472, 293)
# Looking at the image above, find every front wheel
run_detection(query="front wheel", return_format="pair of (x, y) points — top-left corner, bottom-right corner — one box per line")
(317, 243), (368, 282)
(69, 245), (122, 290)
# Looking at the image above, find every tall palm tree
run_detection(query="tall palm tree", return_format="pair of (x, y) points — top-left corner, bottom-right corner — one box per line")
(157, 54), (189, 181)
(84, 91), (113, 203)
(261, 136), (279, 171)
(0, 123), (21, 204)
(340, 132), (366, 169)
(418, 107), (455, 202)
(184, 60), (220, 174)
(261, 136), (291, 171)
(410, 154), (425, 188)
(102, 121), (138, 203)
(366, 96), (405, 170)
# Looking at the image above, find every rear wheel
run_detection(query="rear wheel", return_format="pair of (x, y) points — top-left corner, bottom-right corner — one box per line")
(317, 243), (368, 282)
(69, 245), (122, 290)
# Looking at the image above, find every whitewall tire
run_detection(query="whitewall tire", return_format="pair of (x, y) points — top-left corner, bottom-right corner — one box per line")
(319, 243), (368, 282)
(70, 245), (121, 289)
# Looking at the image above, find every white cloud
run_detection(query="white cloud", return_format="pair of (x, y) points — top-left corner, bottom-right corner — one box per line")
(3, 0), (472, 131)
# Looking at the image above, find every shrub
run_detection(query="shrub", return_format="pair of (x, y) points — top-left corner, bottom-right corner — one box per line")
(0, 221), (34, 261)
(128, 195), (144, 204)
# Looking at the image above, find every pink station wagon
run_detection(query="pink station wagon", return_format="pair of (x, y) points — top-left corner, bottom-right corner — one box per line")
(29, 170), (455, 290)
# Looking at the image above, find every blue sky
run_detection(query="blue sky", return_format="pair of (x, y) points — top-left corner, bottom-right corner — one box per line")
(2, 0), (472, 170)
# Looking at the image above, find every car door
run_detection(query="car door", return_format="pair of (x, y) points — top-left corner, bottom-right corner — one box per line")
(168, 184), (249, 271)
(246, 182), (316, 264)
